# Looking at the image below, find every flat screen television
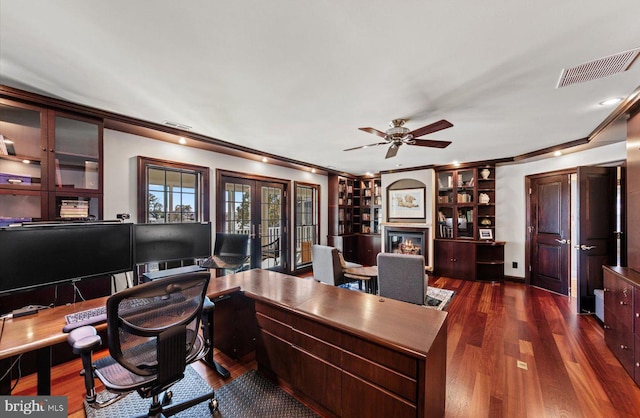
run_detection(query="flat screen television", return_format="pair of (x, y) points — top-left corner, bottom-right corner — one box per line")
(0, 222), (133, 295)
(133, 222), (212, 265)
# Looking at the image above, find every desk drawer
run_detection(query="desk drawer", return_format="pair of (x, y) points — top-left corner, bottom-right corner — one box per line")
(256, 312), (292, 341)
(293, 328), (342, 365)
(342, 350), (417, 403)
(341, 333), (417, 379)
(255, 301), (292, 325)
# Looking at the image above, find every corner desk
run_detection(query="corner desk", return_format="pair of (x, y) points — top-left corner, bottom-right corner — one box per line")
(1, 269), (448, 418)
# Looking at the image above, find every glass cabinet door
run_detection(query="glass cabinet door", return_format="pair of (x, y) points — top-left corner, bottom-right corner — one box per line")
(50, 114), (102, 191)
(0, 100), (45, 190)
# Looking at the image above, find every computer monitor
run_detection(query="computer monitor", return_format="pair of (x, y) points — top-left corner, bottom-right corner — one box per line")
(133, 222), (212, 265)
(0, 222), (133, 295)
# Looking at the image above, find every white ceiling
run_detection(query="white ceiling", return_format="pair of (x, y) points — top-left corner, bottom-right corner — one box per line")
(1, 1), (639, 175)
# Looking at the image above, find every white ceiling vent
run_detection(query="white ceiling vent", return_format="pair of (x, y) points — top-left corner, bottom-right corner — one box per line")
(557, 47), (640, 88)
(162, 120), (192, 130)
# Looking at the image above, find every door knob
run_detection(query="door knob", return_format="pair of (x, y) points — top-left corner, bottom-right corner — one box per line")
(555, 239), (567, 244)
(579, 245), (596, 251)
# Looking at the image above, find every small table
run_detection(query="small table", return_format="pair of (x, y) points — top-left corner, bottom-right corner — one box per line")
(343, 266), (378, 294)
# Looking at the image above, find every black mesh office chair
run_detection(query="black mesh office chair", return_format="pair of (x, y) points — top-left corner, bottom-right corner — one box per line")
(201, 232), (250, 272)
(67, 272), (217, 417)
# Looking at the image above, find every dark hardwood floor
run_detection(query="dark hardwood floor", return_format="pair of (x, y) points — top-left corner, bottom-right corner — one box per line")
(11, 276), (640, 417)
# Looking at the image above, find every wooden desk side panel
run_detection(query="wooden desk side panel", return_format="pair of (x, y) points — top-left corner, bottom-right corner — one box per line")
(421, 315), (447, 418)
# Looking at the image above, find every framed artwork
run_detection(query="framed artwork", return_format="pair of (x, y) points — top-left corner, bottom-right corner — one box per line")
(388, 187), (425, 219)
(479, 228), (493, 240)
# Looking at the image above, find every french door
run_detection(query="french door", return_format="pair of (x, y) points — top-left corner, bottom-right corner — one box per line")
(218, 173), (288, 273)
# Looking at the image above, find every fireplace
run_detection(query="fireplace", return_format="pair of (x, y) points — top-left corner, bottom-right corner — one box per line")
(385, 227), (428, 259)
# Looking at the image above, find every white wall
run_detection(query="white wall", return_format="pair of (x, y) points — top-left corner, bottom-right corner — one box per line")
(496, 141), (626, 278)
(103, 129), (329, 261)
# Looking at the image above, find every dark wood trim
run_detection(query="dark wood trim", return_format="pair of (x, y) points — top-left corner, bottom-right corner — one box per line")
(293, 181), (321, 271)
(136, 156), (210, 223)
(433, 158), (513, 172)
(514, 137), (590, 162)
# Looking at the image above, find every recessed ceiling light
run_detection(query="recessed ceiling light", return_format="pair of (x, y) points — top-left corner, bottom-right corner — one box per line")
(311, 168), (316, 173)
(262, 157), (268, 163)
(453, 161), (460, 167)
(599, 97), (622, 106)
(178, 137), (187, 145)
(554, 150), (562, 157)
(396, 164), (402, 167)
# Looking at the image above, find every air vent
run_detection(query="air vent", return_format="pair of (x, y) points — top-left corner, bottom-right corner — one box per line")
(162, 120), (192, 130)
(556, 47), (640, 88)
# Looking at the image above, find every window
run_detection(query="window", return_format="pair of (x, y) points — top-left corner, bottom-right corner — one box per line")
(294, 182), (319, 270)
(137, 156), (209, 223)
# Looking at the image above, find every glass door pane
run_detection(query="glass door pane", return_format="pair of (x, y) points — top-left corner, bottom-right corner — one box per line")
(54, 116), (100, 190)
(260, 185), (283, 270)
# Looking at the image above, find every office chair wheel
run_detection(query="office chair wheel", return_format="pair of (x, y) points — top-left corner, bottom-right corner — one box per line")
(209, 398), (218, 413)
(162, 390), (173, 406)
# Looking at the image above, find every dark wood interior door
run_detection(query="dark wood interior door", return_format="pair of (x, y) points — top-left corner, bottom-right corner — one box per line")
(529, 173), (570, 295)
(576, 166), (616, 313)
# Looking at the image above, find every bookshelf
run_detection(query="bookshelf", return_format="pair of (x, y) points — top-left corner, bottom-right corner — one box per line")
(435, 165), (503, 281)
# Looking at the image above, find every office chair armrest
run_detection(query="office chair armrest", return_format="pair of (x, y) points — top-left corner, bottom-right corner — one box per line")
(68, 326), (102, 354)
(67, 325), (102, 404)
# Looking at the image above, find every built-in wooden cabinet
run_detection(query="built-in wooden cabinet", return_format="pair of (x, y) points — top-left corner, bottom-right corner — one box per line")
(603, 266), (640, 386)
(435, 239), (505, 281)
(0, 97), (103, 224)
(434, 165), (503, 281)
(328, 174), (382, 265)
(436, 166), (495, 240)
(360, 177), (382, 234)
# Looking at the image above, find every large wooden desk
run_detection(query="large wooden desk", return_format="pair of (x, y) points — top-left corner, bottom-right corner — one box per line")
(1, 270), (447, 417)
(207, 269), (448, 417)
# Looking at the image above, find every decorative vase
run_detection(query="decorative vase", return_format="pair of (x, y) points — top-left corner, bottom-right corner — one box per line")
(479, 193), (490, 204)
(480, 168), (491, 179)
(481, 217), (492, 226)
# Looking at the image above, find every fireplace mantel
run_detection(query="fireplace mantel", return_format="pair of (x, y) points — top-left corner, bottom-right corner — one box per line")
(380, 222), (431, 229)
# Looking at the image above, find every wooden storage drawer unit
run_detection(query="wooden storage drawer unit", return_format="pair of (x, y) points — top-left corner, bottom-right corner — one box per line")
(603, 266), (640, 386)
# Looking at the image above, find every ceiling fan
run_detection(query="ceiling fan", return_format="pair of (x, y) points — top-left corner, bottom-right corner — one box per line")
(344, 119), (453, 159)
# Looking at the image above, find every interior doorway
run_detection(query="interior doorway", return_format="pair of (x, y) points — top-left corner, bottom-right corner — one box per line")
(527, 165), (620, 313)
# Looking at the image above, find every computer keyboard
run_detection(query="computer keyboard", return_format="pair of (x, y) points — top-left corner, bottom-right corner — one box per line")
(62, 297), (156, 333)
(63, 306), (107, 333)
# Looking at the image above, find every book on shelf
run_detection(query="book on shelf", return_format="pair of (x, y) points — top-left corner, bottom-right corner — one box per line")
(60, 200), (89, 218)
(0, 135), (7, 155)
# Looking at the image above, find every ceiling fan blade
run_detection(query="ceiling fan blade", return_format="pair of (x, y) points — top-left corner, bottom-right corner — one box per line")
(409, 139), (452, 149)
(359, 127), (388, 138)
(343, 142), (388, 152)
(385, 144), (400, 159)
(408, 119), (453, 138)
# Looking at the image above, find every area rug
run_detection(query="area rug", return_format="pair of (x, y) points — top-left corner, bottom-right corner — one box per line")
(85, 366), (318, 417)
(339, 280), (454, 310)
